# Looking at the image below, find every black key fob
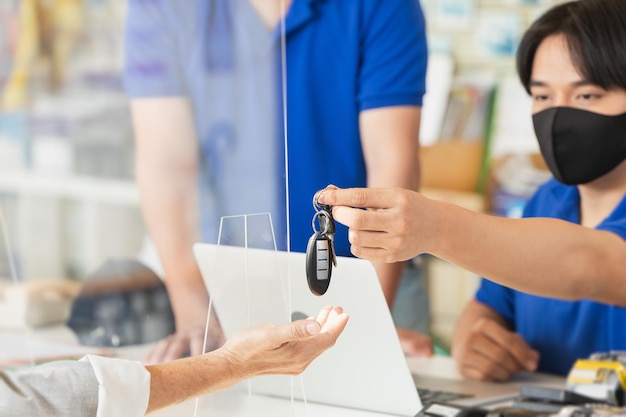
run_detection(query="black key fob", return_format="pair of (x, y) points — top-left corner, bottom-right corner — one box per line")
(306, 232), (333, 296)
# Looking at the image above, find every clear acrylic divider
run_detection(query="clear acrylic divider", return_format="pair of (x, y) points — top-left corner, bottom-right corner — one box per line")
(190, 0), (300, 414)
(193, 212), (311, 417)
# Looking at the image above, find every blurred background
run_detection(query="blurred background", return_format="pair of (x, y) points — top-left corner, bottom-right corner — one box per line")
(0, 0), (169, 348)
(0, 0), (562, 349)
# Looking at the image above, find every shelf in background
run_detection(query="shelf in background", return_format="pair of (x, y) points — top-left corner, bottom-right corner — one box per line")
(0, 171), (139, 206)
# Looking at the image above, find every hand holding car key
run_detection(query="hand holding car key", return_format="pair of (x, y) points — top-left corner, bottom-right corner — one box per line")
(306, 186), (338, 296)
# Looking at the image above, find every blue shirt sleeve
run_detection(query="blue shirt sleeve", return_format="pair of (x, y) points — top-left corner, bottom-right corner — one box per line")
(357, 1), (428, 111)
(123, 0), (186, 98)
(475, 278), (516, 325)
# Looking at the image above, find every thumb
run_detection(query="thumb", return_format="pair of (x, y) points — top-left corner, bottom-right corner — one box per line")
(272, 320), (321, 344)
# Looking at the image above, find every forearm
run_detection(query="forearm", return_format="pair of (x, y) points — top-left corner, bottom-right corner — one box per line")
(132, 98), (208, 324)
(361, 107), (421, 194)
(361, 106), (422, 307)
(137, 170), (208, 325)
(138, 176), (199, 271)
(426, 199), (626, 304)
(145, 350), (234, 414)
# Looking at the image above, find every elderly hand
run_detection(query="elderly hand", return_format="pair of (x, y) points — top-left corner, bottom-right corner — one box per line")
(145, 306), (349, 413)
(221, 306), (349, 378)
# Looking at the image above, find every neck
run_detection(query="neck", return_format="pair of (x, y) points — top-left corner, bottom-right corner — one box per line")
(578, 159), (626, 228)
(248, 0), (293, 29)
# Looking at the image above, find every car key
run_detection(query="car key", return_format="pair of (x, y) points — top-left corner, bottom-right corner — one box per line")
(306, 191), (338, 296)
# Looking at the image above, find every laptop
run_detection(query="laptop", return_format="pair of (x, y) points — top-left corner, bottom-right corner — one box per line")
(408, 355), (563, 409)
(192, 244), (560, 415)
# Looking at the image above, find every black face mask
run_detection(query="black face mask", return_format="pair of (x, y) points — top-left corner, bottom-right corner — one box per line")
(532, 107), (626, 185)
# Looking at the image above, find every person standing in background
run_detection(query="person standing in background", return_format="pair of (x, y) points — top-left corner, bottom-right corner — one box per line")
(124, 0), (433, 363)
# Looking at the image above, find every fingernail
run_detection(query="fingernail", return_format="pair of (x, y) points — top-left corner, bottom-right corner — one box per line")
(318, 191), (327, 203)
(306, 322), (320, 335)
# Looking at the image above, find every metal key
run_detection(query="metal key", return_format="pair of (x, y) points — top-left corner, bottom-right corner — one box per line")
(317, 208), (337, 268)
(306, 199), (338, 296)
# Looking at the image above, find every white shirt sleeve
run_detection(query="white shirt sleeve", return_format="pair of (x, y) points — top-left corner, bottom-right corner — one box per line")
(81, 354), (151, 417)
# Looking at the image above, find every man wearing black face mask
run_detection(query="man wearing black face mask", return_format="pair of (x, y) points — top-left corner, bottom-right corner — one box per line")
(311, 0), (626, 382)
(533, 107), (626, 186)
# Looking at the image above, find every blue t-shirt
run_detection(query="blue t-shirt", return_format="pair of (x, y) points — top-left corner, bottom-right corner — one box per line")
(123, 0), (428, 254)
(476, 179), (626, 375)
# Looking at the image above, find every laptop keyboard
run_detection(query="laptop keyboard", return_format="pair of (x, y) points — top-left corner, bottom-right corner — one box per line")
(417, 388), (474, 405)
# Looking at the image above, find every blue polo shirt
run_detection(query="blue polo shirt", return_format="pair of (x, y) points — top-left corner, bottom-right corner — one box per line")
(124, 0), (427, 254)
(476, 179), (626, 375)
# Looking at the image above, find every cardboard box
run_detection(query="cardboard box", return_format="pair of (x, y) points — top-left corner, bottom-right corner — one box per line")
(421, 140), (484, 193)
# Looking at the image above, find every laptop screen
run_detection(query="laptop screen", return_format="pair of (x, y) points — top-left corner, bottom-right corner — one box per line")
(194, 243), (422, 416)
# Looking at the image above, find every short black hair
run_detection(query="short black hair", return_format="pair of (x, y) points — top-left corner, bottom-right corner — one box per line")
(517, 0), (626, 94)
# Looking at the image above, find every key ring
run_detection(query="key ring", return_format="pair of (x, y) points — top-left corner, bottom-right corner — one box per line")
(312, 186), (335, 212)
(311, 210), (332, 235)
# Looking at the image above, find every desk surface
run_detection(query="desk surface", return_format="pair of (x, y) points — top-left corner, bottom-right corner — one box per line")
(127, 348), (564, 417)
(2, 327), (566, 417)
(150, 390), (395, 417)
